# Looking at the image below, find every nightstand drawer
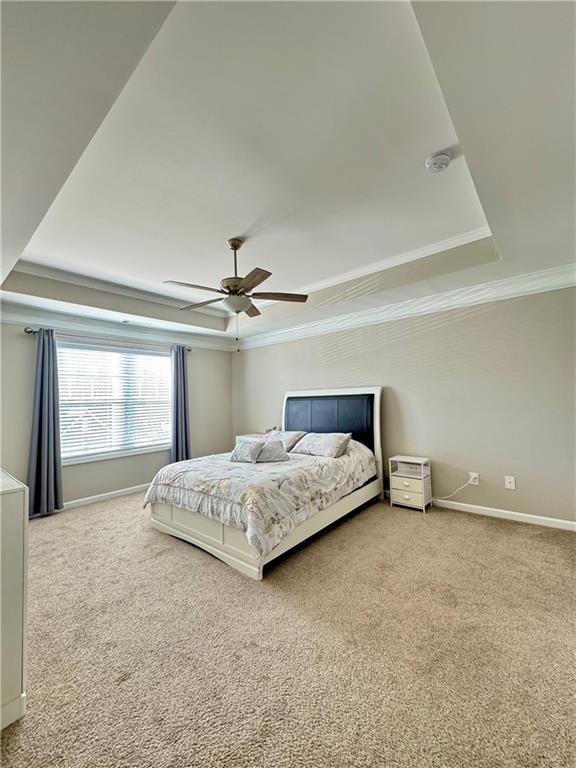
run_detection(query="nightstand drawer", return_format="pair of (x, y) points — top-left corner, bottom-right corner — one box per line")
(391, 489), (423, 507)
(391, 476), (423, 493)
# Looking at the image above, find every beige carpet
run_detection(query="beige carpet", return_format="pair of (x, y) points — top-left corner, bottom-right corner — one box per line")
(2, 494), (575, 768)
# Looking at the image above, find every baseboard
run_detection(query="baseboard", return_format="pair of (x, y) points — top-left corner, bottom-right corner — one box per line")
(64, 485), (575, 531)
(432, 499), (576, 532)
(63, 483), (149, 510)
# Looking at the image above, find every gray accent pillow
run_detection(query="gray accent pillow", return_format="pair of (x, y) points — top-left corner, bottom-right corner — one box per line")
(230, 440), (265, 464)
(264, 430), (306, 452)
(257, 440), (289, 463)
(291, 432), (352, 458)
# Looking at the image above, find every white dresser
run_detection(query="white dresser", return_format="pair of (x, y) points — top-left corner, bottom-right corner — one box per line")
(389, 455), (432, 513)
(1, 469), (28, 729)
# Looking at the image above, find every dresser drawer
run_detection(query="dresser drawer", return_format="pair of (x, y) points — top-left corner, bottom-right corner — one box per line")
(391, 489), (423, 508)
(390, 476), (423, 493)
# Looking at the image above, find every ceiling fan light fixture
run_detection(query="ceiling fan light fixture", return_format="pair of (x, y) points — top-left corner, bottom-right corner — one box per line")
(221, 294), (252, 314)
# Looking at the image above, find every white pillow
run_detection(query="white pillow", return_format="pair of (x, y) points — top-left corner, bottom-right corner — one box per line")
(264, 430), (306, 452)
(290, 432), (352, 458)
(256, 440), (289, 463)
(230, 440), (264, 464)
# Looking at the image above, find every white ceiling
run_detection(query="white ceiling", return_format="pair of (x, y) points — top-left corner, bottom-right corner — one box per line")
(20, 1), (488, 306)
(413, 0), (575, 273)
(1, 1), (174, 281)
(3, 1), (573, 344)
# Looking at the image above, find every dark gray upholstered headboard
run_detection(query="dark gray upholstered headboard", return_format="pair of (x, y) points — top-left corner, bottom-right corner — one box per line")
(284, 393), (375, 452)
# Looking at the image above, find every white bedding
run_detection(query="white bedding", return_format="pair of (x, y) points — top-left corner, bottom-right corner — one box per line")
(144, 440), (377, 561)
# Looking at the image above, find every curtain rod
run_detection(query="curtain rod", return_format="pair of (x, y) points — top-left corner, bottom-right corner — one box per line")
(23, 327), (191, 351)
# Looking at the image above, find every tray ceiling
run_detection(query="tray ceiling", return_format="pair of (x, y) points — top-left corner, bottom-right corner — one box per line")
(1, 1), (175, 281)
(21, 2), (487, 305)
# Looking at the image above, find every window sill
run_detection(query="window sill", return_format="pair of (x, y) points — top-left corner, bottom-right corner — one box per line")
(62, 444), (171, 466)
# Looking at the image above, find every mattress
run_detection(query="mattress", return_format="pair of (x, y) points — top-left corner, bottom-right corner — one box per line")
(144, 439), (377, 560)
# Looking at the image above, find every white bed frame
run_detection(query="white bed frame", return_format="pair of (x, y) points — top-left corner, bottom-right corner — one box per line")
(150, 387), (383, 580)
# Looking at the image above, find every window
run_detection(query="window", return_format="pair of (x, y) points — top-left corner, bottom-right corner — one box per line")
(57, 342), (172, 462)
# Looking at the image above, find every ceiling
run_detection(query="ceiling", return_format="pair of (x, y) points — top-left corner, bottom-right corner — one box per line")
(18, 1), (487, 306)
(2, 1), (574, 343)
(413, 0), (575, 274)
(1, 1), (174, 281)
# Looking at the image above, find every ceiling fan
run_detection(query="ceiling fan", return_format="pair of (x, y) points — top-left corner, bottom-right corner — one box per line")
(165, 238), (308, 317)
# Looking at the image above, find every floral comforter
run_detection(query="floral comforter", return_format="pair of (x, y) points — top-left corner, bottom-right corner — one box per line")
(144, 440), (377, 561)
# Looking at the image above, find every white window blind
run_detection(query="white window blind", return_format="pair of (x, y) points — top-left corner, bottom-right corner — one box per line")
(57, 342), (172, 462)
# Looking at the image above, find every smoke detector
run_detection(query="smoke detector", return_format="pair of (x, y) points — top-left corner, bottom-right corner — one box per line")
(425, 151), (451, 173)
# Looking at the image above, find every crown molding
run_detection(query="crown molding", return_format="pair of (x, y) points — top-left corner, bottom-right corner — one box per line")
(3, 262), (573, 354)
(11, 261), (228, 317)
(0, 301), (236, 352)
(291, 226), (493, 297)
(240, 263), (575, 350)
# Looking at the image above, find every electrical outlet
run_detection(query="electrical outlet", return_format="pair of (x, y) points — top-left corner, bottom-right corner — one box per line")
(505, 475), (516, 490)
(469, 472), (479, 486)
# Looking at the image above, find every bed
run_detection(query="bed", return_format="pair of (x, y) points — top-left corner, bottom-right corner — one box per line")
(146, 387), (383, 579)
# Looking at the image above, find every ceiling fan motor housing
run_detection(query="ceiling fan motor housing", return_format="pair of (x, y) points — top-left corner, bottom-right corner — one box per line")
(221, 276), (242, 292)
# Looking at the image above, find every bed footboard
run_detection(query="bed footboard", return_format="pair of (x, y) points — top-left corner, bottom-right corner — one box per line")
(150, 475), (381, 580)
(150, 503), (263, 580)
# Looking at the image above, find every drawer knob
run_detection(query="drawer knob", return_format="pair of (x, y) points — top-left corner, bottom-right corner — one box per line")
(402, 481), (410, 487)
(403, 494), (410, 500)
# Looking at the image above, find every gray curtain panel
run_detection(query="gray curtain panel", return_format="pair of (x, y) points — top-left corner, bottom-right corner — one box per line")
(171, 345), (191, 463)
(27, 328), (63, 518)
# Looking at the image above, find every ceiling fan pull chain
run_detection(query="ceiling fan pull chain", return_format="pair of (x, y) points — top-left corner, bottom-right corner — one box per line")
(235, 313), (240, 353)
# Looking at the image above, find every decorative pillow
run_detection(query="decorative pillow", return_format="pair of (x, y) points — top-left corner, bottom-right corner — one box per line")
(256, 440), (289, 463)
(230, 440), (264, 464)
(290, 432), (352, 458)
(264, 430), (306, 452)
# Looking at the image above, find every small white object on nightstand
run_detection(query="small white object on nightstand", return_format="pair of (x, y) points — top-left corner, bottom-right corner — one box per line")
(388, 455), (432, 513)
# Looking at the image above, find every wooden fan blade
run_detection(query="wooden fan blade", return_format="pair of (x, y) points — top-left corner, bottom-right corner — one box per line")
(250, 292), (308, 303)
(165, 280), (225, 295)
(245, 303), (261, 318)
(180, 297), (225, 310)
(239, 268), (272, 292)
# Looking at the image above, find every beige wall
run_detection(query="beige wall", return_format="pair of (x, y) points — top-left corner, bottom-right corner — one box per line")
(232, 288), (575, 521)
(0, 322), (233, 503)
(2, 289), (574, 519)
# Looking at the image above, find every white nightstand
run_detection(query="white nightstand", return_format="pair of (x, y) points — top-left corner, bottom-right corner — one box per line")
(388, 455), (432, 513)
